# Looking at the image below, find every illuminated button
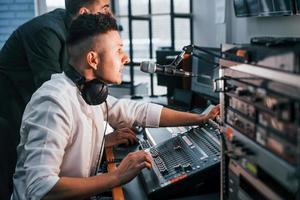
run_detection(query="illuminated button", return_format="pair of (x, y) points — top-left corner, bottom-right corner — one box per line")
(236, 49), (248, 58)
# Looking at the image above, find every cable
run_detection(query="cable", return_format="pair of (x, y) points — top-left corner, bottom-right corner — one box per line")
(94, 100), (109, 176)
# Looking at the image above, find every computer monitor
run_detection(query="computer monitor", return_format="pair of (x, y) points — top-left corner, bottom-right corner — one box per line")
(258, 0), (293, 16)
(234, 0), (293, 17)
(234, 0), (259, 17)
(191, 47), (220, 101)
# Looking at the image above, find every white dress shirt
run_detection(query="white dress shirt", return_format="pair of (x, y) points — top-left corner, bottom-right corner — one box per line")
(12, 73), (162, 200)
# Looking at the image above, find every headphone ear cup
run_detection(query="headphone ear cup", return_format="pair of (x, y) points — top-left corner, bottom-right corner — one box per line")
(81, 79), (108, 105)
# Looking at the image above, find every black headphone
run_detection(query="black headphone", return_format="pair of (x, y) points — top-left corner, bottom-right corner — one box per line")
(65, 65), (108, 105)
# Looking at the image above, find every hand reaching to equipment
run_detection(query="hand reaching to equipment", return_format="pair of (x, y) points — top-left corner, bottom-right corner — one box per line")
(114, 151), (152, 185)
(105, 127), (138, 148)
(205, 104), (220, 121)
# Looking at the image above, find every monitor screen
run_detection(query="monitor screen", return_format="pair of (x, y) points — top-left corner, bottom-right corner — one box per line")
(234, 0), (293, 17)
(258, 0), (293, 16)
(234, 0), (259, 17)
(191, 47), (220, 101)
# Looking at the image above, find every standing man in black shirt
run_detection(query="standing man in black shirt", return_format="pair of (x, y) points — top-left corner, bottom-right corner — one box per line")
(0, 1), (111, 199)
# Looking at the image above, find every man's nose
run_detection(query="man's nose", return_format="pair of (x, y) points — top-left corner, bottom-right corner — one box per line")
(123, 54), (130, 64)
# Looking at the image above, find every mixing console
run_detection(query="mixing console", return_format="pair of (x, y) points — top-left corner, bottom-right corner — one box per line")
(139, 123), (221, 199)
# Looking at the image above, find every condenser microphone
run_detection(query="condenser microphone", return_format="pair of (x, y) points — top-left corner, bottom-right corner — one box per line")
(140, 61), (198, 77)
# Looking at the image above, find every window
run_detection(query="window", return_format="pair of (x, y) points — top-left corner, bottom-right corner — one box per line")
(35, 0), (64, 16)
(45, 0), (65, 11)
(113, 0), (193, 96)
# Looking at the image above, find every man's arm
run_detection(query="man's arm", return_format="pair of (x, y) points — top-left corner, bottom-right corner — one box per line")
(43, 151), (152, 200)
(159, 105), (220, 127)
(20, 95), (151, 199)
(43, 172), (119, 200)
(103, 105), (220, 148)
(104, 95), (163, 129)
(105, 127), (138, 147)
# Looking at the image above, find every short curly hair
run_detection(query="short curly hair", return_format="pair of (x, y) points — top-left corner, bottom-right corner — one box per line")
(67, 13), (118, 47)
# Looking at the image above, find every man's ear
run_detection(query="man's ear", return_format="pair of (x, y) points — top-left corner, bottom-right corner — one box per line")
(86, 51), (99, 70)
(78, 7), (90, 15)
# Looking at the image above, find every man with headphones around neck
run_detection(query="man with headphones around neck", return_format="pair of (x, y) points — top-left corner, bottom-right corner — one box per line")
(12, 13), (220, 200)
(0, 1), (112, 198)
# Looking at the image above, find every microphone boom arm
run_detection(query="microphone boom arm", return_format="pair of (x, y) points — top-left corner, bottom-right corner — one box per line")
(140, 44), (221, 78)
(170, 44), (221, 69)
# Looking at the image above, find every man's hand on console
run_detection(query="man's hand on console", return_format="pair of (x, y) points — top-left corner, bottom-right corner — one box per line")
(105, 127), (138, 148)
(114, 150), (152, 185)
(204, 104), (220, 121)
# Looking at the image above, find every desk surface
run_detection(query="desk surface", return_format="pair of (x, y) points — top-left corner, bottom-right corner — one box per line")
(105, 132), (220, 200)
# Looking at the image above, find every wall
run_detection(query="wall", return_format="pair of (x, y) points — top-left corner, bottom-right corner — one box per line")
(0, 0), (34, 48)
(229, 9), (300, 43)
(193, 0), (300, 46)
(192, 0), (228, 48)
